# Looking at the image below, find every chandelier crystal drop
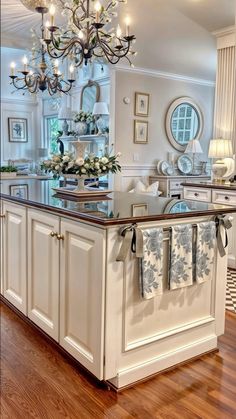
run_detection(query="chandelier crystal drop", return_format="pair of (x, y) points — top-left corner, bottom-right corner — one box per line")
(44, 0), (136, 67)
(9, 12), (75, 96)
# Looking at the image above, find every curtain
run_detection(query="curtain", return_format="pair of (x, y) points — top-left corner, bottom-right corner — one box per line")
(213, 46), (236, 153)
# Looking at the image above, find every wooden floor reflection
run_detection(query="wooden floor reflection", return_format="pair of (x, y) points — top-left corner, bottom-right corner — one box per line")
(1, 301), (236, 419)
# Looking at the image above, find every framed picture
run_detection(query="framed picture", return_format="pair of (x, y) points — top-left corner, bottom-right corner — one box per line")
(8, 118), (28, 143)
(132, 204), (148, 217)
(9, 184), (28, 199)
(135, 92), (150, 116)
(134, 120), (149, 144)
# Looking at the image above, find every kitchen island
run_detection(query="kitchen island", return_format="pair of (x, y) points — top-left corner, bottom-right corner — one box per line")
(1, 178), (236, 389)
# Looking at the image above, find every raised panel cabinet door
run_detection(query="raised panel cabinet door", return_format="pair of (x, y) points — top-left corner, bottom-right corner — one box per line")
(60, 219), (106, 380)
(2, 201), (27, 314)
(28, 209), (60, 341)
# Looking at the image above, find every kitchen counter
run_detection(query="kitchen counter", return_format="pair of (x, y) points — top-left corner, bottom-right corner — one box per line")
(1, 177), (235, 389)
(1, 178), (236, 227)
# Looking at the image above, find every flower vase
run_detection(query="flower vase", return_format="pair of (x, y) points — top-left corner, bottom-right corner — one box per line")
(75, 122), (88, 136)
(67, 140), (91, 191)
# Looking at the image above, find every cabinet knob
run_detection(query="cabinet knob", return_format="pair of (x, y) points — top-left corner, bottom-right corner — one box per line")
(57, 234), (64, 241)
(225, 196), (230, 201)
(194, 192), (199, 197)
(50, 231), (57, 237)
(0, 214), (5, 218)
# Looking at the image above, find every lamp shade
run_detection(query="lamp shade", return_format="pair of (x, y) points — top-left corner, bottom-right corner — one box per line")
(208, 139), (233, 158)
(92, 102), (109, 116)
(58, 107), (74, 120)
(185, 139), (203, 154)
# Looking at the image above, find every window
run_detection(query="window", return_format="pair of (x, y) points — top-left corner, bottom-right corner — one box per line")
(45, 116), (59, 154)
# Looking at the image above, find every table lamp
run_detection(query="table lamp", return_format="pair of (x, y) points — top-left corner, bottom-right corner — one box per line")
(184, 139), (203, 175)
(58, 107), (74, 136)
(208, 138), (233, 182)
(92, 102), (109, 134)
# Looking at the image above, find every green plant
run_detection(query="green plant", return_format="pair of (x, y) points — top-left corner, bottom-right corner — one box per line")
(0, 165), (17, 173)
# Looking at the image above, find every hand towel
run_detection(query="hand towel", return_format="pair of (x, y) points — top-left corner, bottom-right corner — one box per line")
(139, 228), (163, 299)
(195, 221), (216, 284)
(170, 224), (193, 290)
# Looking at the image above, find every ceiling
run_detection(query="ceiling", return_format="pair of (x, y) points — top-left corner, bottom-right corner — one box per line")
(1, 0), (235, 80)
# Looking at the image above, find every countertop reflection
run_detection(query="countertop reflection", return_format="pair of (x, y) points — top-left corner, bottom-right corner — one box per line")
(1, 178), (236, 226)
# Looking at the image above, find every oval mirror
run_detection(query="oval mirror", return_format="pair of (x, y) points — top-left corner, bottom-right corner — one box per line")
(80, 80), (100, 113)
(166, 97), (203, 152)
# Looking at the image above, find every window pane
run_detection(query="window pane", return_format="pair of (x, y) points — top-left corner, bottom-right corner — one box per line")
(46, 117), (59, 154)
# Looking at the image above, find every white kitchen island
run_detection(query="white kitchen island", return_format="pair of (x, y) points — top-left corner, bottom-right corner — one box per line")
(1, 179), (235, 390)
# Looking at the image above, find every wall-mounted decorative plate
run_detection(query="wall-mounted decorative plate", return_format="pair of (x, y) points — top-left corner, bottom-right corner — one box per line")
(177, 155), (193, 174)
(160, 160), (172, 175)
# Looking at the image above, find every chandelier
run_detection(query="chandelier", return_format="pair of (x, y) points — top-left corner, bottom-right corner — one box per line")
(9, 7), (75, 95)
(43, 0), (136, 67)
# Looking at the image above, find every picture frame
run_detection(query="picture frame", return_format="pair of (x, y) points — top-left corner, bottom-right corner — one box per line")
(8, 118), (28, 143)
(132, 204), (148, 217)
(135, 92), (150, 116)
(134, 120), (149, 144)
(9, 184), (28, 199)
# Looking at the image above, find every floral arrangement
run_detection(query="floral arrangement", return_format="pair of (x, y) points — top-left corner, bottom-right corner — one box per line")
(41, 151), (121, 178)
(74, 111), (95, 124)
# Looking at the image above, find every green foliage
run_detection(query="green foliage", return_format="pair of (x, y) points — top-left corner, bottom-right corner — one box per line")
(0, 166), (18, 173)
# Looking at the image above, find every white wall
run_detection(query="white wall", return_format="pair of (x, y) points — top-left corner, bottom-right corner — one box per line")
(112, 69), (215, 190)
(1, 47), (41, 164)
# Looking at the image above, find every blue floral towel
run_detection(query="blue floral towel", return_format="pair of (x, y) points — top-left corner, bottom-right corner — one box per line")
(195, 221), (216, 284)
(139, 228), (163, 299)
(170, 225), (193, 290)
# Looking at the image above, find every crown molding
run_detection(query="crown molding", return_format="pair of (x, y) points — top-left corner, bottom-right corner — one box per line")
(212, 25), (236, 38)
(1, 97), (38, 106)
(113, 65), (215, 87)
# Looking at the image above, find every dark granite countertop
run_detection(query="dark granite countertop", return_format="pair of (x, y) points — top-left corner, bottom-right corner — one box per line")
(1, 179), (236, 226)
(182, 181), (236, 191)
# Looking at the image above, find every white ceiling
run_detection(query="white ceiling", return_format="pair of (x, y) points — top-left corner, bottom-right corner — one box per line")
(1, 0), (235, 80)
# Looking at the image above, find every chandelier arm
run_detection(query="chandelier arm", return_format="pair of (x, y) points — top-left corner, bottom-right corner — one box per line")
(99, 37), (131, 59)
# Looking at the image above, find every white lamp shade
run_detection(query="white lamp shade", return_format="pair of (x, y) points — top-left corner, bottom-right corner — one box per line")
(208, 138), (233, 158)
(92, 102), (109, 116)
(185, 139), (203, 154)
(58, 107), (74, 120)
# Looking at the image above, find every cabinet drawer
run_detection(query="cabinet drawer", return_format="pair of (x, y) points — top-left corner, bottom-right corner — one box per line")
(183, 187), (211, 202)
(170, 180), (183, 190)
(212, 190), (236, 206)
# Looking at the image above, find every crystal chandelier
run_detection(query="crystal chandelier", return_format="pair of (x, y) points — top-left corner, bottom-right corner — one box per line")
(9, 8), (75, 95)
(44, 0), (136, 67)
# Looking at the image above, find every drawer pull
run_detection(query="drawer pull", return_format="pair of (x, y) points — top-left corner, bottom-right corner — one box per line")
(50, 231), (57, 237)
(194, 192), (199, 197)
(57, 234), (64, 241)
(225, 196), (230, 201)
(0, 214), (5, 218)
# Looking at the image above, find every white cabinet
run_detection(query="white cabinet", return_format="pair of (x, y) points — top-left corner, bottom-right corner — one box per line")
(2, 202), (27, 314)
(27, 210), (60, 341)
(184, 185), (236, 269)
(60, 219), (105, 379)
(150, 175), (210, 198)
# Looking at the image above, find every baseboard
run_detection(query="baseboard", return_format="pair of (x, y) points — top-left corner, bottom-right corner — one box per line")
(107, 335), (217, 389)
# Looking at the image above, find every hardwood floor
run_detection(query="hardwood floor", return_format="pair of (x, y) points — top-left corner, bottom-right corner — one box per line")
(1, 302), (236, 419)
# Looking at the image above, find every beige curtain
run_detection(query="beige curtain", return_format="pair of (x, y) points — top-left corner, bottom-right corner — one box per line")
(213, 46), (236, 153)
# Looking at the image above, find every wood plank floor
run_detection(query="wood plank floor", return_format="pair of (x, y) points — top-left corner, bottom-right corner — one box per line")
(1, 302), (236, 419)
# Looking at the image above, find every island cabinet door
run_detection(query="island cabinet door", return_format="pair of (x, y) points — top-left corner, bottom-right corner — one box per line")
(2, 201), (27, 314)
(59, 219), (106, 380)
(27, 209), (60, 341)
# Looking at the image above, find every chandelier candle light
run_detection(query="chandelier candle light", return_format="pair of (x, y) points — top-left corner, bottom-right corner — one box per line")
(9, 6), (76, 95)
(44, 0), (136, 67)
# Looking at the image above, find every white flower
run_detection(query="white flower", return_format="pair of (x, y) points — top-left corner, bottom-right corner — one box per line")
(108, 163), (112, 169)
(100, 157), (109, 164)
(62, 155), (70, 162)
(81, 168), (86, 174)
(102, 166), (107, 171)
(53, 156), (61, 163)
(98, 169), (102, 174)
(55, 165), (60, 171)
(84, 163), (90, 169)
(95, 162), (100, 169)
(76, 158), (84, 166)
(68, 161), (75, 169)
